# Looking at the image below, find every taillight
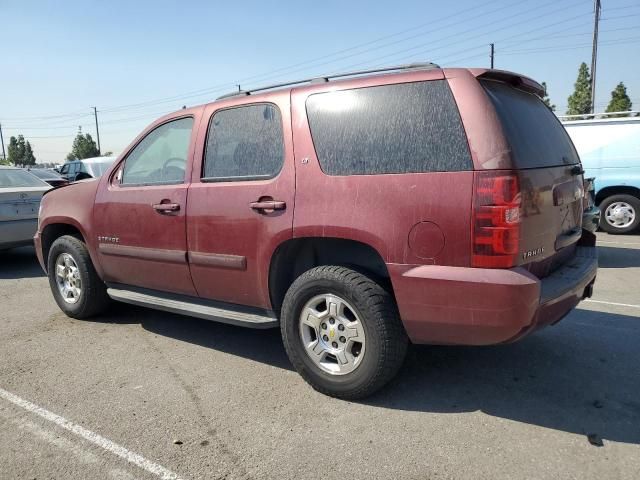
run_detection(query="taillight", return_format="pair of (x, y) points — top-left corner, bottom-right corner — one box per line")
(472, 170), (521, 268)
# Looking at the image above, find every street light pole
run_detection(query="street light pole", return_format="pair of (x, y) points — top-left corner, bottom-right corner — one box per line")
(590, 0), (601, 114)
(92, 107), (101, 155)
(0, 123), (5, 161)
(490, 43), (495, 69)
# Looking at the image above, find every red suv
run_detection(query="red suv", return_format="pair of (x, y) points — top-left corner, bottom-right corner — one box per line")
(36, 64), (597, 399)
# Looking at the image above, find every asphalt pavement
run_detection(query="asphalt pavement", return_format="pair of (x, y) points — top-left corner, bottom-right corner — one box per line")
(0, 231), (638, 480)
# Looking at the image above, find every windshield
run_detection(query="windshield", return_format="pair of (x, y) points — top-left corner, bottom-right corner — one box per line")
(0, 169), (50, 188)
(482, 80), (580, 168)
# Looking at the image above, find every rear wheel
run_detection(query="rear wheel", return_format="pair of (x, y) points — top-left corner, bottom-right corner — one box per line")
(599, 194), (640, 234)
(280, 266), (408, 399)
(47, 235), (110, 318)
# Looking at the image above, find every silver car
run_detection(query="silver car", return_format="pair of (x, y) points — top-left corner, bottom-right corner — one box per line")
(0, 167), (52, 250)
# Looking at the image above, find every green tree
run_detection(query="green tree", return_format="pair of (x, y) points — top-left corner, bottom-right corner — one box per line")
(541, 82), (556, 111)
(23, 141), (36, 166)
(605, 82), (633, 117)
(6, 137), (18, 165)
(7, 135), (27, 166)
(67, 127), (99, 161)
(566, 62), (592, 116)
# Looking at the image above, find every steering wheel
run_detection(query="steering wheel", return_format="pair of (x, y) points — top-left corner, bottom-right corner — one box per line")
(162, 157), (185, 170)
(159, 157), (185, 181)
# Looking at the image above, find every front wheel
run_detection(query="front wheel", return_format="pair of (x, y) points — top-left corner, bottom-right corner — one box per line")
(47, 235), (110, 319)
(600, 194), (640, 234)
(280, 266), (408, 399)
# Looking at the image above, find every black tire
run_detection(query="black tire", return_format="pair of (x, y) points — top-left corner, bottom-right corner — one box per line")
(599, 194), (640, 234)
(47, 235), (110, 319)
(280, 266), (408, 400)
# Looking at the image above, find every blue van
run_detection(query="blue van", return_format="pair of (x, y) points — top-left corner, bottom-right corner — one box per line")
(563, 114), (640, 234)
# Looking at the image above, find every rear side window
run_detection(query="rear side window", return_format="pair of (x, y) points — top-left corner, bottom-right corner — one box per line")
(305, 80), (472, 175)
(482, 80), (579, 168)
(0, 169), (48, 188)
(203, 104), (284, 181)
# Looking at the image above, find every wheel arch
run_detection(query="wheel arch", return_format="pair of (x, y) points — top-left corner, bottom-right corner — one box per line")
(268, 237), (392, 313)
(41, 221), (89, 273)
(595, 185), (640, 205)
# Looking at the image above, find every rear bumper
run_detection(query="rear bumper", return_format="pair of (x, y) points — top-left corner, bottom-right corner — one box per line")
(0, 219), (38, 250)
(582, 205), (601, 233)
(389, 245), (597, 346)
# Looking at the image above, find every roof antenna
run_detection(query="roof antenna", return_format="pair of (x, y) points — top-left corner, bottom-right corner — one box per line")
(182, 105), (186, 109)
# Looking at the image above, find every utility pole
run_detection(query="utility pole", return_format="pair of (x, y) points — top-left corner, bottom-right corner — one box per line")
(490, 43), (495, 69)
(590, 0), (601, 114)
(0, 123), (5, 161)
(92, 107), (101, 155)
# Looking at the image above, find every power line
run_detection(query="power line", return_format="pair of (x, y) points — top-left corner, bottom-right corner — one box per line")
(432, 11), (593, 66)
(97, 0), (516, 114)
(329, 0), (588, 74)
(499, 36), (640, 54)
(4, 0), (547, 121)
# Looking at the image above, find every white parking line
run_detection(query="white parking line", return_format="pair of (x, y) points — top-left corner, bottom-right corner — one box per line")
(597, 241), (640, 246)
(585, 299), (640, 309)
(0, 387), (185, 480)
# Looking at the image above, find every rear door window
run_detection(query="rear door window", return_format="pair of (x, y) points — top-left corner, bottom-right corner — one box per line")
(305, 80), (472, 175)
(203, 104), (284, 181)
(482, 80), (580, 168)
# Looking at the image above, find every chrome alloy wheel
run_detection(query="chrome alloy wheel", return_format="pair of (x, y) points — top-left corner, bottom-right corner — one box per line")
(55, 253), (82, 304)
(298, 294), (366, 375)
(605, 201), (636, 229)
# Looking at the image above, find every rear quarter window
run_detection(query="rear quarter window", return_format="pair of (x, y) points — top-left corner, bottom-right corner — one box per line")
(482, 80), (580, 169)
(305, 80), (472, 175)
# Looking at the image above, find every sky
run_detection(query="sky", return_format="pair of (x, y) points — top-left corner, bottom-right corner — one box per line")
(1, 0), (639, 164)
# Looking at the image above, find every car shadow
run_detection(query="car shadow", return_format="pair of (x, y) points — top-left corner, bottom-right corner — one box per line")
(112, 302), (640, 445)
(0, 246), (45, 279)
(597, 246), (640, 268)
(105, 302), (293, 371)
(367, 308), (640, 445)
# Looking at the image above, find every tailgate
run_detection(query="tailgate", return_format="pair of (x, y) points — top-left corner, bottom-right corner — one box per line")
(481, 79), (584, 275)
(518, 166), (584, 267)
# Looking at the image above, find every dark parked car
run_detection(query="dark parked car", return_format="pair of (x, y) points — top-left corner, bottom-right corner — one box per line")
(35, 64), (597, 399)
(57, 156), (115, 182)
(27, 168), (68, 188)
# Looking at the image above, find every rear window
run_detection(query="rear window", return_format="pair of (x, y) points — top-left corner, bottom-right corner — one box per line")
(0, 169), (48, 188)
(482, 80), (580, 168)
(306, 80), (472, 175)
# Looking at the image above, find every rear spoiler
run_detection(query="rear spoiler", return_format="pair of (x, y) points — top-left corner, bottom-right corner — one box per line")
(468, 69), (545, 97)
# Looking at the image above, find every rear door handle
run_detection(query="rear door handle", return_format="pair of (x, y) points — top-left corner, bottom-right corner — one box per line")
(249, 200), (286, 213)
(152, 202), (180, 213)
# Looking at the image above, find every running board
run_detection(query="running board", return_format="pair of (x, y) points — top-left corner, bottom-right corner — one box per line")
(106, 285), (278, 329)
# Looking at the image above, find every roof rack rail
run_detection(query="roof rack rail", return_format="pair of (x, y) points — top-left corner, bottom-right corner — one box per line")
(216, 62), (440, 100)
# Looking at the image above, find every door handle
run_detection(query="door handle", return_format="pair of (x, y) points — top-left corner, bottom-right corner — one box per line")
(249, 200), (286, 213)
(152, 202), (180, 213)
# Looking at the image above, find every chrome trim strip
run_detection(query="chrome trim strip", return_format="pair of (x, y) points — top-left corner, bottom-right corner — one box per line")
(98, 244), (186, 264)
